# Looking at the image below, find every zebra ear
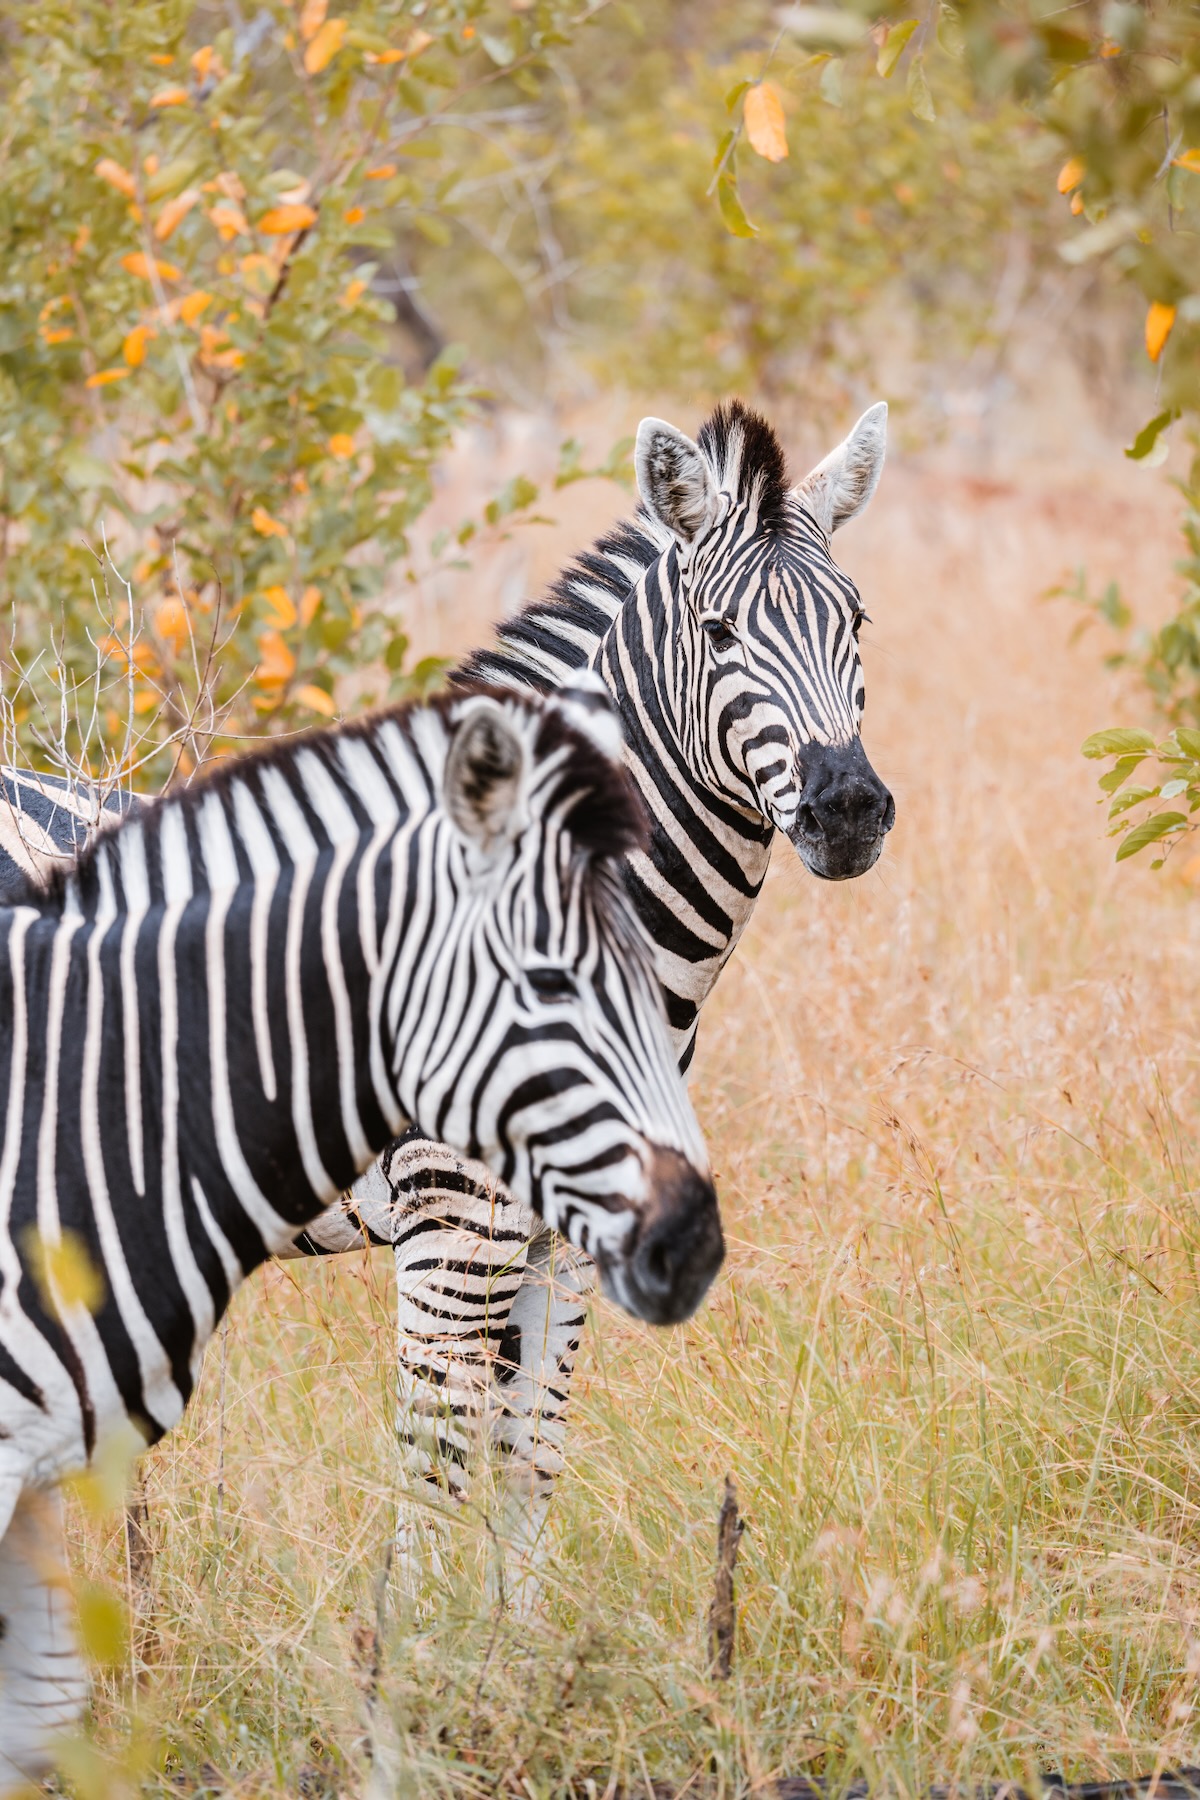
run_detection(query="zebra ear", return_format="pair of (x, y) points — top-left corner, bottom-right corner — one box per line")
(635, 417), (720, 547)
(444, 701), (527, 858)
(553, 671), (625, 763)
(796, 401), (887, 534)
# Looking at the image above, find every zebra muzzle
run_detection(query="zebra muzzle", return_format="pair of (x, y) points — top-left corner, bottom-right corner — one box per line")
(601, 1149), (723, 1327)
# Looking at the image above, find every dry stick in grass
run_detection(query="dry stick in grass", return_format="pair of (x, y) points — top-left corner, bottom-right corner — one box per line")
(351, 1541), (395, 1769)
(708, 1475), (745, 1681)
(124, 1466), (157, 1682)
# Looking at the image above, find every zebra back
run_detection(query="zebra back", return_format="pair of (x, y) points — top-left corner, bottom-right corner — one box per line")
(0, 768), (133, 901)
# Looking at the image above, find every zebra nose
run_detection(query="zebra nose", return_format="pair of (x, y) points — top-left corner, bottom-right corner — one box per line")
(625, 1153), (724, 1326)
(796, 764), (893, 841)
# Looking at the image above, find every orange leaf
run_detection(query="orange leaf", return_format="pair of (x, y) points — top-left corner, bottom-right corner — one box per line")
(299, 0), (328, 42)
(1099, 38), (1121, 57)
(344, 205), (365, 225)
(744, 83), (788, 163)
(296, 684), (336, 717)
(191, 44), (225, 80)
(327, 432), (356, 459)
(144, 154), (160, 177)
(1056, 156), (1084, 194)
(256, 630), (297, 687)
(178, 289), (213, 325)
(303, 17), (346, 73)
(154, 596), (189, 650)
(1146, 301), (1176, 363)
(154, 187), (201, 241)
(1069, 191), (1084, 215)
(340, 278), (367, 306)
(300, 585), (322, 626)
(251, 506), (289, 538)
(365, 163), (397, 180)
(86, 368), (130, 388)
(41, 326), (74, 345)
(150, 85), (190, 108)
(121, 252), (182, 283)
(148, 53), (174, 66)
(257, 203), (318, 234)
(207, 201), (249, 240)
(261, 585), (298, 627)
(366, 47), (407, 64)
(1173, 148), (1200, 173)
(95, 157), (136, 198)
(122, 325), (156, 366)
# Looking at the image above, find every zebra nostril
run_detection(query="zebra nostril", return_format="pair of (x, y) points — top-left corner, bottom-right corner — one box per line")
(795, 799), (819, 837)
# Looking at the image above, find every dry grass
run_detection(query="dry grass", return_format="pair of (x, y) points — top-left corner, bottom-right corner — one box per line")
(67, 392), (1200, 1797)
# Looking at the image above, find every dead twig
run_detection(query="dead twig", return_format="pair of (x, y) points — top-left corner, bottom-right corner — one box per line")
(707, 1474), (744, 1681)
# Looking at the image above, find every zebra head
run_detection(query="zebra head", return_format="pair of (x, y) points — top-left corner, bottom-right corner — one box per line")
(633, 400), (894, 881)
(395, 683), (723, 1325)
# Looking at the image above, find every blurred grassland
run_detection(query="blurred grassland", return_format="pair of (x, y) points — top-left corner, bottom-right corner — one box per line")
(61, 414), (1200, 1797)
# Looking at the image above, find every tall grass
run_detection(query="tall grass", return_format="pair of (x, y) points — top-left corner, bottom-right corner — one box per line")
(68, 411), (1200, 1796)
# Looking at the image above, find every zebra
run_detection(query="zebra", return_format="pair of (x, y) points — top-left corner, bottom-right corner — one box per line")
(0, 680), (721, 1790)
(292, 398), (895, 1587)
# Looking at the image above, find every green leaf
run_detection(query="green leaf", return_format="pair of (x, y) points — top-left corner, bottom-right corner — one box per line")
(725, 78), (753, 114)
(479, 32), (515, 66)
(1081, 727), (1156, 758)
(1160, 777), (1192, 799)
(717, 170), (757, 238)
(907, 55), (936, 122)
(819, 57), (843, 107)
(74, 1581), (127, 1667)
(877, 19), (918, 78)
(1098, 753), (1149, 793)
(781, 7), (864, 50)
(1115, 811), (1189, 860)
(1175, 727), (1200, 758)
(712, 128), (735, 175)
(1125, 408), (1180, 461)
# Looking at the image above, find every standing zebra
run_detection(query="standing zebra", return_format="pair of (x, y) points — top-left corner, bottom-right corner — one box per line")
(294, 399), (894, 1584)
(0, 682), (721, 1790)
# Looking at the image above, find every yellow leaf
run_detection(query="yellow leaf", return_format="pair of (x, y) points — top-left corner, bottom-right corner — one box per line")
(177, 290), (213, 327)
(296, 683), (336, 716)
(74, 224), (92, 252)
(257, 203), (318, 234)
(154, 187), (201, 241)
(327, 432), (356, 459)
(1056, 156), (1084, 194)
(299, 0), (328, 41)
(262, 584), (298, 626)
(304, 17), (346, 73)
(1173, 148), (1200, 173)
(85, 368), (130, 388)
(94, 156), (136, 198)
(743, 82), (788, 163)
(75, 1582), (128, 1668)
(122, 325), (155, 366)
(256, 630), (297, 687)
(1069, 191), (1084, 215)
(300, 584), (322, 626)
(150, 85), (190, 108)
(251, 506), (289, 538)
(154, 595), (189, 649)
(208, 201), (250, 240)
(38, 295), (70, 320)
(341, 279), (367, 306)
(133, 688), (159, 715)
(365, 162), (397, 180)
(24, 1228), (105, 1314)
(121, 251), (182, 283)
(344, 205), (365, 225)
(1146, 301), (1176, 362)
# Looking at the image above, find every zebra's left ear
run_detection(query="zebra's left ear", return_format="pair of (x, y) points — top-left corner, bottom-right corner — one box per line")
(444, 700), (528, 860)
(796, 402), (887, 535)
(636, 417), (720, 547)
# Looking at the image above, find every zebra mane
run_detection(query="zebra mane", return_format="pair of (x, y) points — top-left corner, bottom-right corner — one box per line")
(458, 399), (790, 695)
(11, 686), (645, 910)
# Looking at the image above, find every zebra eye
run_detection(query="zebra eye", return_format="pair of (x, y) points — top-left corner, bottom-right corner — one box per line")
(527, 966), (577, 1003)
(851, 609), (871, 639)
(704, 618), (737, 650)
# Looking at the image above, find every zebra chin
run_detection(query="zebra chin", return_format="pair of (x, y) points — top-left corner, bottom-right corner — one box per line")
(788, 824), (888, 883)
(591, 1150), (724, 1327)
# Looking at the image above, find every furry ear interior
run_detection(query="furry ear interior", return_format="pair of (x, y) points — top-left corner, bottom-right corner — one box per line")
(553, 670), (625, 763)
(796, 401), (888, 534)
(445, 701), (527, 858)
(635, 416), (720, 546)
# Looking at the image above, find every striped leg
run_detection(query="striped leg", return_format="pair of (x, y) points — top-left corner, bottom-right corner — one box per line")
(0, 1486), (89, 1794)
(388, 1142), (535, 1595)
(491, 1227), (594, 1610)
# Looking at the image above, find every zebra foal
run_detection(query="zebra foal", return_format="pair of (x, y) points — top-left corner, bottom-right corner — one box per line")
(0, 681), (720, 1789)
(297, 398), (895, 1588)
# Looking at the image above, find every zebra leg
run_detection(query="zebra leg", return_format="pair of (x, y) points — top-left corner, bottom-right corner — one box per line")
(0, 1485), (89, 1793)
(389, 1140), (535, 1596)
(490, 1228), (595, 1610)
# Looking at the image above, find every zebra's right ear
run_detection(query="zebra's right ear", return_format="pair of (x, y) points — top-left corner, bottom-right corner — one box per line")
(636, 417), (720, 547)
(444, 701), (528, 860)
